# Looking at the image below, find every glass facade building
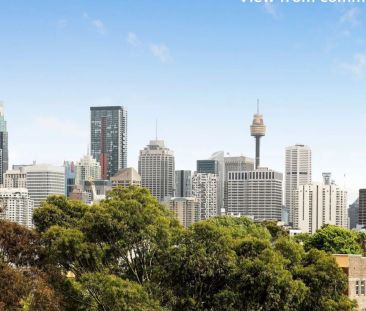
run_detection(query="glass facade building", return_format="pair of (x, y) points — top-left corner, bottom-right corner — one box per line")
(0, 103), (8, 185)
(90, 106), (127, 179)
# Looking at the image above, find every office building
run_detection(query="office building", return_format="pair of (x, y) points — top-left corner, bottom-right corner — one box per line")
(168, 197), (199, 227)
(293, 174), (348, 233)
(349, 199), (359, 229)
(197, 160), (219, 174)
(25, 164), (65, 208)
(0, 188), (34, 228)
(83, 179), (112, 204)
(75, 155), (101, 186)
(138, 140), (175, 201)
(90, 106), (128, 179)
(175, 170), (192, 197)
(226, 167), (283, 220)
(223, 156), (254, 212)
(3, 168), (27, 188)
(192, 173), (218, 220)
(64, 161), (76, 197)
(359, 189), (366, 227)
(111, 167), (141, 188)
(285, 144), (312, 226)
(210, 151), (225, 213)
(0, 103), (8, 185)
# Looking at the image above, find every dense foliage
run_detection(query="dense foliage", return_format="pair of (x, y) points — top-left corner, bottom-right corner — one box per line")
(0, 186), (360, 310)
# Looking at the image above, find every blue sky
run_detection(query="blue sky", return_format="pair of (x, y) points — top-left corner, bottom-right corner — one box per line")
(0, 0), (365, 201)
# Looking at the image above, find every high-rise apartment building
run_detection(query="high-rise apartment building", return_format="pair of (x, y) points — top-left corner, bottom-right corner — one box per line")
(175, 170), (192, 197)
(293, 174), (348, 233)
(285, 144), (312, 225)
(138, 140), (175, 201)
(0, 103), (8, 185)
(0, 188), (34, 228)
(111, 167), (141, 188)
(192, 173), (218, 220)
(226, 167), (283, 220)
(25, 164), (65, 208)
(3, 168), (27, 188)
(168, 197), (199, 227)
(90, 106), (127, 179)
(358, 189), (366, 227)
(75, 155), (101, 186)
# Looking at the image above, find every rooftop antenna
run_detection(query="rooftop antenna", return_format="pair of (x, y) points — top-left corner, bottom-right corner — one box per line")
(87, 144), (90, 156)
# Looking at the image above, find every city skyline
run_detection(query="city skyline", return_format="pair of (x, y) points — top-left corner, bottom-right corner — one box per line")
(1, 1), (365, 201)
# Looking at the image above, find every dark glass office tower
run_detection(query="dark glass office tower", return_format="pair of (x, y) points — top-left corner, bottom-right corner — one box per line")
(0, 104), (8, 185)
(197, 160), (219, 174)
(90, 106), (127, 179)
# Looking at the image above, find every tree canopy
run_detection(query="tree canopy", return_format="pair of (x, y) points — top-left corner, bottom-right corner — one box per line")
(0, 186), (359, 310)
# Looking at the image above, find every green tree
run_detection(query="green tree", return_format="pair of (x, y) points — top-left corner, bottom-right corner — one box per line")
(304, 225), (361, 254)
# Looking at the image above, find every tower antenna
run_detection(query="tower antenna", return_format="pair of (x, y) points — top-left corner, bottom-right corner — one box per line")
(257, 99), (260, 114)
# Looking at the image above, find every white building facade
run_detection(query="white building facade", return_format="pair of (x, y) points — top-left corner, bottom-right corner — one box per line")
(226, 168), (283, 220)
(3, 168), (27, 188)
(25, 164), (65, 208)
(293, 181), (348, 233)
(138, 140), (175, 201)
(285, 145), (312, 225)
(75, 154), (101, 186)
(192, 173), (218, 221)
(0, 188), (34, 228)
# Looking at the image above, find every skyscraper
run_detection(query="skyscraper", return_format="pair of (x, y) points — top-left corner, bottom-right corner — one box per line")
(358, 189), (366, 227)
(285, 145), (312, 226)
(226, 168), (283, 220)
(293, 174), (348, 233)
(197, 160), (219, 174)
(90, 106), (127, 179)
(349, 198), (359, 229)
(75, 154), (101, 186)
(0, 188), (34, 228)
(0, 103), (8, 185)
(138, 140), (175, 201)
(223, 156), (254, 212)
(192, 172), (218, 220)
(64, 161), (76, 197)
(250, 104), (266, 169)
(175, 170), (192, 197)
(25, 164), (65, 208)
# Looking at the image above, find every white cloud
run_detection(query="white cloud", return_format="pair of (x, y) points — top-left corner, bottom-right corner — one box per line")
(91, 19), (107, 35)
(34, 116), (88, 139)
(340, 8), (361, 27)
(263, 2), (280, 19)
(127, 32), (140, 47)
(340, 53), (366, 78)
(149, 43), (172, 63)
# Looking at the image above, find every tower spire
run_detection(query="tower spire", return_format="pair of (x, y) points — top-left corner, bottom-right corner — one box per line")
(250, 101), (266, 169)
